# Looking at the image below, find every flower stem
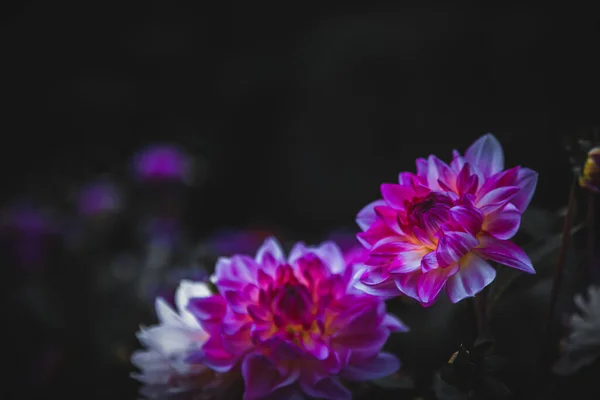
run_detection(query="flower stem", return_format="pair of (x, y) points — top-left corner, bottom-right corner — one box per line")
(473, 288), (487, 337)
(541, 179), (576, 365)
(587, 191), (595, 282)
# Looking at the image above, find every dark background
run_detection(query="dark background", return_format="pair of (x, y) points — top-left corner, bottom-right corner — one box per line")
(2, 3), (599, 399)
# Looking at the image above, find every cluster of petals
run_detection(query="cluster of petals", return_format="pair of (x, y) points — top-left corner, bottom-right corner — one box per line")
(356, 133), (538, 306)
(131, 280), (216, 398)
(187, 238), (407, 400)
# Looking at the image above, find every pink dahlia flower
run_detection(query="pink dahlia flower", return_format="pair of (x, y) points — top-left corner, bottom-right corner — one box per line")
(188, 238), (407, 400)
(355, 133), (538, 306)
(132, 280), (215, 398)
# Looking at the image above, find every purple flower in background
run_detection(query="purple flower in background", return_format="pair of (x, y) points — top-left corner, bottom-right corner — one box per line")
(76, 180), (122, 217)
(132, 144), (193, 184)
(0, 202), (60, 268)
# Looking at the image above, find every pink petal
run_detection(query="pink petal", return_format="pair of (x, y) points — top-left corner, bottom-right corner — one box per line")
(411, 225), (435, 248)
(483, 203), (521, 240)
(247, 304), (270, 322)
(354, 278), (402, 298)
(464, 133), (504, 177)
(242, 353), (298, 400)
(360, 266), (391, 285)
(255, 237), (285, 271)
(301, 377), (351, 400)
(374, 205), (403, 235)
(475, 234), (535, 273)
(456, 163), (479, 196)
(335, 301), (385, 334)
(446, 253), (496, 303)
(225, 290), (250, 313)
(333, 327), (390, 354)
(303, 334), (330, 360)
(512, 167), (538, 213)
(187, 295), (226, 320)
(222, 324), (253, 354)
(417, 263), (458, 305)
(436, 231), (479, 268)
(420, 251), (439, 272)
(398, 171), (418, 185)
(394, 271), (422, 301)
(214, 255), (258, 285)
(381, 183), (415, 209)
(382, 313), (409, 332)
(194, 337), (238, 372)
(424, 156), (442, 190)
(356, 221), (399, 249)
(476, 166), (519, 197)
(475, 186), (520, 214)
(430, 155), (456, 191)
(342, 352), (401, 381)
(388, 243), (427, 273)
(356, 200), (387, 231)
(313, 241), (346, 274)
(450, 150), (465, 172)
(449, 205), (484, 235)
(415, 157), (428, 178)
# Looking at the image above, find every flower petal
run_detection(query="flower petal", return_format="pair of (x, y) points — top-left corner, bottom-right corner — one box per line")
(303, 334), (330, 360)
(354, 278), (401, 298)
(300, 377), (352, 400)
(417, 263), (458, 305)
(446, 253), (496, 303)
(382, 313), (409, 332)
(420, 251), (439, 273)
(512, 167), (538, 213)
(464, 133), (504, 177)
(475, 186), (520, 214)
(430, 155), (456, 191)
(356, 221), (399, 249)
(255, 237), (285, 272)
(436, 231), (479, 268)
(360, 266), (391, 286)
(483, 203), (521, 240)
(187, 295), (227, 321)
(394, 271), (422, 301)
(356, 200), (387, 231)
(381, 183), (415, 209)
(313, 241), (346, 274)
(242, 353), (298, 400)
(449, 205), (484, 235)
(388, 243), (428, 273)
(475, 234), (535, 273)
(342, 352), (401, 381)
(374, 205), (403, 235)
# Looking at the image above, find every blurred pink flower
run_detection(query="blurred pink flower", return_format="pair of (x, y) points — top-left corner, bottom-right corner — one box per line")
(356, 133), (538, 306)
(188, 238), (407, 400)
